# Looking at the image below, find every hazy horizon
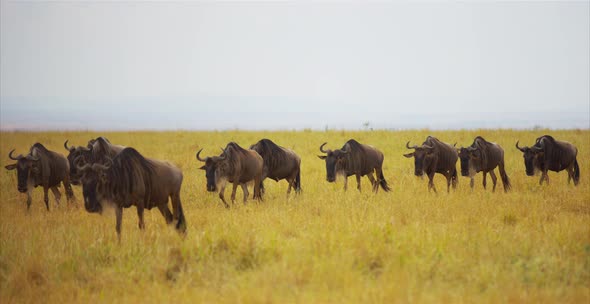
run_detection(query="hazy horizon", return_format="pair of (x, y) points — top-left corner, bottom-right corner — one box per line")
(1, 1), (589, 131)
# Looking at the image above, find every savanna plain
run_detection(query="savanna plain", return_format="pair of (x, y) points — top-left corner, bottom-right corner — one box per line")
(0, 129), (588, 303)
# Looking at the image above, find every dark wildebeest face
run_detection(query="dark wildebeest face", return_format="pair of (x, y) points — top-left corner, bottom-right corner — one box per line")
(516, 141), (542, 176)
(196, 149), (226, 192)
(64, 140), (93, 185)
(403, 141), (435, 176)
(76, 159), (110, 214)
(457, 147), (480, 177)
(5, 149), (40, 193)
(317, 142), (347, 182)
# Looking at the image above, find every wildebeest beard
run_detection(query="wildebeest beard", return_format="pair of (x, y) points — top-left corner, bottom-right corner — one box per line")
(7, 149), (41, 193)
(323, 151), (346, 182)
(458, 148), (479, 177)
(82, 177), (102, 213)
(201, 158), (229, 192)
(412, 150), (433, 176)
(524, 151), (543, 176)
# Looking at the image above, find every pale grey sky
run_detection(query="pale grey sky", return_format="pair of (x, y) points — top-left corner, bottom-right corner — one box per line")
(1, 1), (589, 130)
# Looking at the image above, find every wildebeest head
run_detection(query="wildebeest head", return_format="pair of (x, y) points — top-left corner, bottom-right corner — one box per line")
(196, 148), (226, 192)
(5, 149), (40, 193)
(516, 140), (543, 176)
(317, 142), (348, 182)
(403, 141), (435, 176)
(76, 157), (111, 214)
(64, 140), (93, 185)
(457, 146), (481, 177)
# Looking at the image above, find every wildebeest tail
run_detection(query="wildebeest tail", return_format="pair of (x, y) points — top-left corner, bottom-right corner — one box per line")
(294, 170), (302, 193)
(499, 167), (511, 192)
(378, 171), (391, 192)
(574, 158), (580, 186)
(176, 201), (187, 233)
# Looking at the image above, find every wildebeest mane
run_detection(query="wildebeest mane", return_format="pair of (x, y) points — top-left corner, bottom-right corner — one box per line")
(340, 139), (369, 173)
(85, 137), (121, 164)
(251, 139), (289, 173)
(425, 136), (458, 169)
(535, 135), (568, 167)
(472, 136), (490, 168)
(104, 147), (155, 207)
(30, 143), (54, 184)
(535, 135), (556, 145)
(223, 142), (250, 174)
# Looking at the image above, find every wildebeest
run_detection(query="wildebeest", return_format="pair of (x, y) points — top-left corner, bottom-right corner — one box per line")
(76, 147), (186, 239)
(457, 136), (511, 192)
(317, 139), (391, 193)
(516, 135), (580, 186)
(196, 142), (263, 208)
(250, 139), (301, 196)
(64, 137), (125, 185)
(404, 136), (458, 193)
(5, 143), (75, 210)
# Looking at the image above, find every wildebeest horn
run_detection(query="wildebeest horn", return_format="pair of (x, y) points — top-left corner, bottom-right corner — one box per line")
(64, 140), (73, 151)
(80, 145), (93, 152)
(196, 149), (206, 162)
(467, 146), (478, 152)
(92, 157), (112, 171)
(73, 156), (84, 166)
(453, 142), (457, 147)
(422, 144), (434, 150)
(8, 149), (23, 160)
(26, 154), (40, 161)
(515, 141), (526, 152)
(319, 142), (328, 153)
(77, 162), (92, 172)
(406, 141), (418, 149)
(92, 163), (110, 171)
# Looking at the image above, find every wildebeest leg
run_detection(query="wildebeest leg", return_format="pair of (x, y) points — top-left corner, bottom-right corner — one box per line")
(240, 183), (249, 204)
(367, 173), (377, 193)
(489, 170), (498, 192)
(230, 182), (239, 204)
(115, 206), (123, 241)
(428, 172), (437, 193)
(218, 184), (229, 208)
(482, 172), (487, 190)
(43, 187), (50, 211)
(50, 187), (61, 205)
(469, 177), (474, 190)
(286, 177), (293, 197)
(445, 173), (452, 193)
(343, 176), (348, 191)
(356, 174), (362, 192)
(26, 189), (32, 210)
(137, 205), (145, 230)
(62, 177), (75, 203)
(253, 174), (263, 201)
(540, 170), (549, 185)
(158, 205), (174, 224)
(566, 164), (574, 184)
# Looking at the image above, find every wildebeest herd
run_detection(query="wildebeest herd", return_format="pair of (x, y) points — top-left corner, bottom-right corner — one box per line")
(4, 135), (581, 239)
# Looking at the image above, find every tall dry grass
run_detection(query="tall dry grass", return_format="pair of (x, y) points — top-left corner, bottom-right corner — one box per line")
(0, 129), (588, 303)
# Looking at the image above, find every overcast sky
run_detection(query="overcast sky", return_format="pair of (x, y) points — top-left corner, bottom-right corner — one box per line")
(1, 1), (588, 130)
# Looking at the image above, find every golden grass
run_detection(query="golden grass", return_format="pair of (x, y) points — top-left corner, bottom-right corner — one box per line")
(0, 129), (588, 303)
